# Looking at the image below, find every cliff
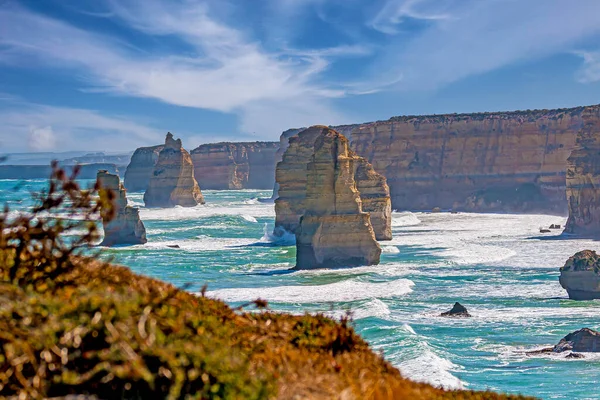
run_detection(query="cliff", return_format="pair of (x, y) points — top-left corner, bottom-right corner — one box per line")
(143, 133), (204, 207)
(0, 163), (120, 179)
(97, 170), (147, 246)
(123, 145), (164, 192)
(296, 127), (381, 269)
(190, 141), (278, 189)
(564, 106), (600, 235)
(274, 126), (392, 240)
(341, 106), (588, 213)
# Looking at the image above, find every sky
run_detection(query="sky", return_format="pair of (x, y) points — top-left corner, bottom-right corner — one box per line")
(2, 0), (600, 153)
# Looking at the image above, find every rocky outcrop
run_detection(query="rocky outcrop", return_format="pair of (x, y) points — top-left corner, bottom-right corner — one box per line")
(124, 145), (164, 192)
(441, 302), (471, 317)
(97, 170), (147, 246)
(564, 106), (600, 235)
(190, 142), (278, 189)
(337, 106), (589, 213)
(144, 133), (204, 208)
(295, 127), (381, 269)
(527, 328), (600, 357)
(559, 250), (600, 300)
(274, 127), (392, 240)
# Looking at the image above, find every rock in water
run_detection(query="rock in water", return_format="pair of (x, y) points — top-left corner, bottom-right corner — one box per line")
(295, 127), (381, 269)
(97, 170), (147, 246)
(144, 133), (205, 208)
(274, 126), (392, 240)
(559, 250), (600, 300)
(554, 328), (600, 353)
(123, 144), (164, 192)
(564, 106), (600, 236)
(441, 302), (471, 317)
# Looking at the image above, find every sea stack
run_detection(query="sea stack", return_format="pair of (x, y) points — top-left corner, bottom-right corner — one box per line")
(295, 127), (381, 269)
(124, 144), (164, 192)
(559, 250), (600, 300)
(274, 126), (392, 240)
(564, 106), (600, 236)
(97, 170), (147, 246)
(144, 133), (205, 208)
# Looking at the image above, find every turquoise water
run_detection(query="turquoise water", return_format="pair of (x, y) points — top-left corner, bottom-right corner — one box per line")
(2, 179), (600, 399)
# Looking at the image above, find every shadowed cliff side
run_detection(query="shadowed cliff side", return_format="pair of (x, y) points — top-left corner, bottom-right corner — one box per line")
(123, 144), (164, 192)
(564, 106), (600, 235)
(144, 133), (204, 208)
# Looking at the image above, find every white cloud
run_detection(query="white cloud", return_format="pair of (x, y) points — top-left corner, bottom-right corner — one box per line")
(371, 0), (453, 34)
(28, 126), (57, 151)
(575, 51), (600, 83)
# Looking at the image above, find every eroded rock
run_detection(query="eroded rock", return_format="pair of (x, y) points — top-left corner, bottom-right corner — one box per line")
(124, 145), (164, 192)
(559, 250), (600, 300)
(441, 302), (471, 317)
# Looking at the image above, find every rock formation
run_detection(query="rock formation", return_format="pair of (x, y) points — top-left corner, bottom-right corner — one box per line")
(527, 328), (600, 357)
(295, 127), (381, 269)
(441, 302), (471, 317)
(559, 250), (600, 300)
(124, 145), (164, 192)
(564, 106), (600, 235)
(144, 133), (204, 208)
(274, 126), (392, 240)
(97, 170), (147, 246)
(190, 142), (278, 189)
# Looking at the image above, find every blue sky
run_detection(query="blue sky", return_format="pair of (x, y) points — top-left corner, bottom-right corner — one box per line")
(2, 0), (600, 152)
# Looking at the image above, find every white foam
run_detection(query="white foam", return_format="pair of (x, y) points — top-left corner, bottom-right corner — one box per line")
(139, 202), (274, 221)
(131, 237), (256, 252)
(382, 245), (400, 254)
(207, 278), (414, 303)
(392, 211), (421, 227)
(241, 214), (258, 223)
(259, 223), (296, 245)
(327, 298), (391, 320)
(398, 344), (465, 390)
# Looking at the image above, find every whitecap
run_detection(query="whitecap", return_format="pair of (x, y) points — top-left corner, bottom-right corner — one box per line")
(382, 245), (400, 254)
(392, 212), (422, 227)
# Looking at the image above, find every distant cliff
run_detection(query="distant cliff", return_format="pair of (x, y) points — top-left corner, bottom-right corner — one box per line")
(327, 106), (586, 214)
(564, 106), (600, 235)
(0, 163), (121, 179)
(190, 142), (278, 189)
(123, 145), (164, 192)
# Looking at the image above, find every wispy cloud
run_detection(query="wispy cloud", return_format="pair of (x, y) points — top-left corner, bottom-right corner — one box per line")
(371, 0), (453, 34)
(575, 51), (600, 83)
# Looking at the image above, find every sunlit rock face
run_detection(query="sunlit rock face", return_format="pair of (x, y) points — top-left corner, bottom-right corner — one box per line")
(190, 142), (278, 190)
(144, 133), (204, 208)
(295, 127), (381, 270)
(97, 170), (147, 246)
(559, 250), (600, 300)
(564, 106), (600, 236)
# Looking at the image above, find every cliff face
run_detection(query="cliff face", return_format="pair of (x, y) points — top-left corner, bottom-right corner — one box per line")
(295, 127), (381, 269)
(144, 133), (204, 208)
(274, 126), (392, 240)
(343, 107), (587, 213)
(123, 145), (164, 192)
(97, 170), (147, 246)
(564, 106), (600, 235)
(190, 142), (278, 189)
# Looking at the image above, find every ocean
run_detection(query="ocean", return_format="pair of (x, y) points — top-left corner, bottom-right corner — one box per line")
(2, 178), (600, 399)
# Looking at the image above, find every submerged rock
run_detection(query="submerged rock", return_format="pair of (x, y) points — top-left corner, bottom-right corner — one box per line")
(144, 133), (205, 208)
(97, 170), (147, 246)
(295, 127), (381, 269)
(441, 302), (471, 317)
(559, 250), (600, 300)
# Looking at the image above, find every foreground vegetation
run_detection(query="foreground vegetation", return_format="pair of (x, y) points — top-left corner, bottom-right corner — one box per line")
(0, 165), (535, 399)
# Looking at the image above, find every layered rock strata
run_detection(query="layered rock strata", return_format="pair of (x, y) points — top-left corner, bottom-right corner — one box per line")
(144, 133), (204, 208)
(564, 106), (600, 235)
(295, 128), (381, 269)
(124, 145), (164, 192)
(97, 170), (147, 246)
(274, 126), (392, 240)
(559, 250), (600, 300)
(342, 106), (588, 213)
(190, 142), (278, 189)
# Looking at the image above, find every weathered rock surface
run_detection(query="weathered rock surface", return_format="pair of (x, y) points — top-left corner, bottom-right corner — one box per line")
(97, 170), (147, 246)
(144, 133), (204, 208)
(190, 142), (278, 189)
(564, 106), (600, 235)
(337, 106), (588, 213)
(295, 128), (381, 269)
(124, 145), (164, 192)
(267, 128), (306, 201)
(441, 302), (471, 317)
(529, 328), (600, 357)
(274, 126), (392, 240)
(559, 250), (600, 300)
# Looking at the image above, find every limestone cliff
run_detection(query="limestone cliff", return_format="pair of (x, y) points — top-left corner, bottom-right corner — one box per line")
(190, 142), (278, 189)
(559, 250), (600, 300)
(274, 126), (392, 240)
(144, 133), (204, 208)
(97, 170), (147, 246)
(295, 127), (381, 269)
(342, 106), (588, 213)
(124, 145), (164, 192)
(564, 106), (600, 235)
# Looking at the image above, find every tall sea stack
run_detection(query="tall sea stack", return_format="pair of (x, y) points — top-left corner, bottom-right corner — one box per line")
(124, 145), (164, 192)
(144, 133), (204, 208)
(97, 170), (147, 246)
(295, 127), (381, 269)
